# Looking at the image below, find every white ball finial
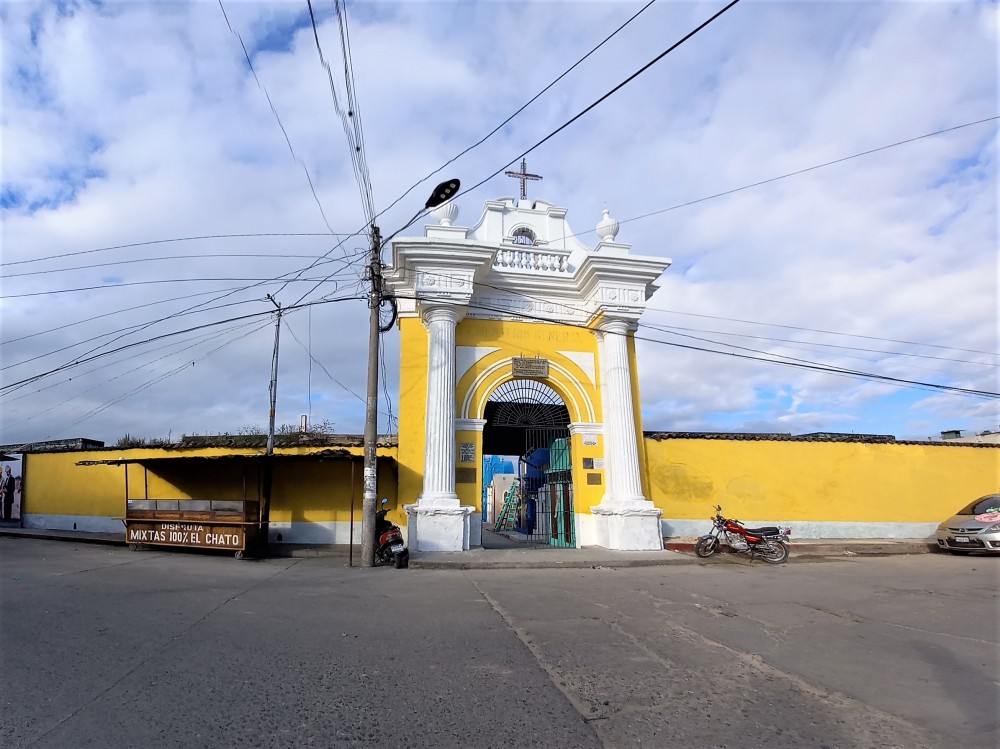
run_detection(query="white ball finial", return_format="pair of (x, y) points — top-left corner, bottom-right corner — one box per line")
(596, 208), (619, 242)
(432, 200), (459, 227)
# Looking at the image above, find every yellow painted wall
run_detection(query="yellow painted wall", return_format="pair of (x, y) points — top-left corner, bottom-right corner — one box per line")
(454, 318), (606, 511)
(21, 436), (1000, 537)
(645, 437), (1000, 523)
(23, 445), (400, 524)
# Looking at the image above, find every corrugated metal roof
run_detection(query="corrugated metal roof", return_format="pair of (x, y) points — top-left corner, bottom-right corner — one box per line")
(77, 449), (394, 466)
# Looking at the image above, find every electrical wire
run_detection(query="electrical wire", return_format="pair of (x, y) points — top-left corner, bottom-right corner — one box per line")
(642, 322), (991, 386)
(217, 0), (337, 234)
(378, 343), (397, 432)
(558, 116), (1000, 246)
(306, 0), (376, 225)
(641, 321), (997, 368)
(644, 305), (999, 358)
(378, 265), (997, 367)
(0, 256), (358, 361)
(443, 0), (743, 207)
(1, 253), (351, 279)
(0, 233), (346, 269)
(375, 0), (659, 223)
(283, 315), (394, 418)
(41, 321), (272, 439)
(386, 290), (999, 399)
(0, 294), (364, 395)
(3, 318), (268, 405)
(6, 319), (268, 424)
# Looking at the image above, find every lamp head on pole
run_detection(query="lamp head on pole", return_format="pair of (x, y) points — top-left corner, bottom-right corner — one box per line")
(425, 178), (460, 209)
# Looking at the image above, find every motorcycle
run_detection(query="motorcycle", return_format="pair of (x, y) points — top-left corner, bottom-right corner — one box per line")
(375, 498), (409, 569)
(695, 505), (791, 564)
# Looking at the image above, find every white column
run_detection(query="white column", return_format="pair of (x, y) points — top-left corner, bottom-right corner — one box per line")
(599, 318), (646, 505)
(419, 305), (460, 507)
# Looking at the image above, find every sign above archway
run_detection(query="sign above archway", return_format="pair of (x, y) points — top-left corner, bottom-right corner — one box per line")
(512, 357), (549, 378)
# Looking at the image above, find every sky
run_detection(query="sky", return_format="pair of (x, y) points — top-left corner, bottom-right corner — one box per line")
(1, 0), (997, 448)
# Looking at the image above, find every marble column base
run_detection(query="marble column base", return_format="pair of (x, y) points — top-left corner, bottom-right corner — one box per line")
(590, 503), (664, 551)
(405, 504), (476, 552)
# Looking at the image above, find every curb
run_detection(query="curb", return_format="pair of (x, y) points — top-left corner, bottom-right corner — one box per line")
(2, 527), (941, 567)
(664, 540), (938, 557)
(409, 555), (694, 570)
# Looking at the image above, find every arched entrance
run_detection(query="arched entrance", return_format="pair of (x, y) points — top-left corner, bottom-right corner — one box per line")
(482, 379), (575, 547)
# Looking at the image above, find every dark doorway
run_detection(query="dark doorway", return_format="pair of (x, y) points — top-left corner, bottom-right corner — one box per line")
(482, 380), (574, 546)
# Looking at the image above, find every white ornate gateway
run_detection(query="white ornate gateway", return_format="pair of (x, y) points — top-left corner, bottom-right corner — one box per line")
(385, 194), (670, 552)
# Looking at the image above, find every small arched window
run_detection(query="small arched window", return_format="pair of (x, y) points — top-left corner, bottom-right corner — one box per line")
(511, 227), (536, 246)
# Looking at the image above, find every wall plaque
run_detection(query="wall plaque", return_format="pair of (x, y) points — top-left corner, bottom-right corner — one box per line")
(586, 473), (602, 485)
(459, 442), (476, 463)
(512, 357), (549, 378)
(455, 467), (477, 484)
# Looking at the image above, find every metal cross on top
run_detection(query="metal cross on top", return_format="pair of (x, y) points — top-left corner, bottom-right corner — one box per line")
(505, 158), (542, 200)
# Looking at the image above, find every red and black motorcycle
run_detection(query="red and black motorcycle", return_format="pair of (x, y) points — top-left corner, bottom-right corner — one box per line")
(695, 505), (791, 564)
(375, 498), (409, 569)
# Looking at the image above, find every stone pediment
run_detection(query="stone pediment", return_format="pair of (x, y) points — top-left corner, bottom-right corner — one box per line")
(385, 197), (671, 325)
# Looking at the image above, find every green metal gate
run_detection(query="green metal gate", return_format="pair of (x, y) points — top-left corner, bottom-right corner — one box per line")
(546, 437), (575, 547)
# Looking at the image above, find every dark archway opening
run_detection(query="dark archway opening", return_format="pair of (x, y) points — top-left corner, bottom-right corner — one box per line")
(481, 380), (575, 547)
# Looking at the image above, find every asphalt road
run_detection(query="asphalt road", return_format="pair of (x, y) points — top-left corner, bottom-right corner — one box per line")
(1, 537), (996, 749)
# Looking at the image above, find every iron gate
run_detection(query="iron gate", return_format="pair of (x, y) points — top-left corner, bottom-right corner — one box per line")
(483, 380), (574, 546)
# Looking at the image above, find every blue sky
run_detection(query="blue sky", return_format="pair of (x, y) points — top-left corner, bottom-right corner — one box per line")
(0, 0), (997, 445)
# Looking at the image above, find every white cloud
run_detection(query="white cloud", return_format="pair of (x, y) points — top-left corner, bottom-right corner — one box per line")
(1, 0), (997, 447)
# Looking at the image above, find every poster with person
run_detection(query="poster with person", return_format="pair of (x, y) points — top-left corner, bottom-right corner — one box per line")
(2, 462), (22, 524)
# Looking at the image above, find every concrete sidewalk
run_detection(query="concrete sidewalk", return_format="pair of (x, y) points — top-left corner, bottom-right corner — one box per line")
(0, 525), (938, 568)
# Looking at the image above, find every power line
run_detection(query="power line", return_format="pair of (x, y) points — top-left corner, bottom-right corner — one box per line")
(0, 275), (350, 301)
(642, 322), (991, 389)
(40, 321), (272, 439)
(380, 264), (995, 368)
(387, 289), (999, 400)
(217, 0), (336, 234)
(306, 0), (376, 224)
(2, 254), (364, 374)
(283, 315), (396, 420)
(560, 116), (1000, 244)
(642, 321), (997, 368)
(5, 319), (269, 427)
(0, 294), (363, 395)
(1, 253), (353, 279)
(644, 306), (999, 357)
(0, 233), (344, 269)
(447, 0), (743, 206)
(3, 318), (268, 406)
(375, 0), (659, 223)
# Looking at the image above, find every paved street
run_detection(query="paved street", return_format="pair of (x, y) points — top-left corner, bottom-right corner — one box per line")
(1, 537), (997, 748)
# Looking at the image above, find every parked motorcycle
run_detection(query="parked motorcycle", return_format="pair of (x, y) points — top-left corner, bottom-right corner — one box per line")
(375, 498), (409, 568)
(695, 505), (791, 564)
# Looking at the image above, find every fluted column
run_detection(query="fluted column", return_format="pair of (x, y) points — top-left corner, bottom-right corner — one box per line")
(599, 318), (646, 505)
(419, 305), (461, 506)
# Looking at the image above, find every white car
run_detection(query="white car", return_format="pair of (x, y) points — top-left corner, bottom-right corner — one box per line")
(935, 494), (1000, 554)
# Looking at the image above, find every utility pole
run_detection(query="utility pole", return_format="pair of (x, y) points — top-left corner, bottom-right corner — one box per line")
(360, 225), (382, 567)
(261, 294), (282, 555)
(266, 294), (282, 456)
(360, 179), (461, 567)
